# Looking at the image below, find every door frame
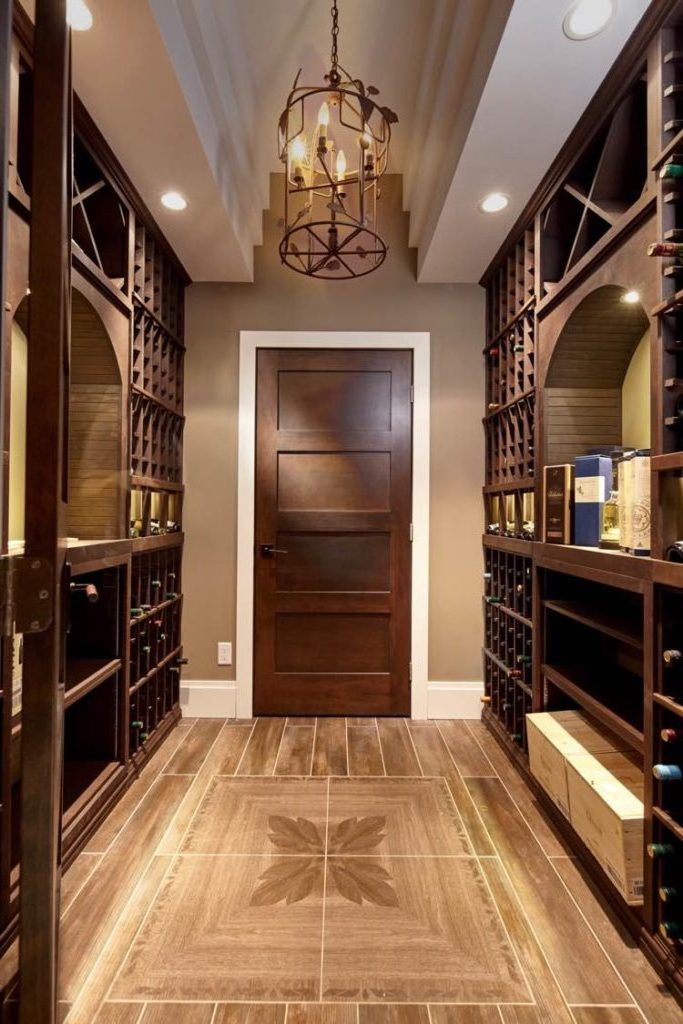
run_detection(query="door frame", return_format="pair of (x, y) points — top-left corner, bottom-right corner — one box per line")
(237, 331), (430, 719)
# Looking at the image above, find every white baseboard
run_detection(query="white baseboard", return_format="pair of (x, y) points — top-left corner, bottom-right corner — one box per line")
(426, 681), (484, 719)
(180, 681), (236, 718)
(181, 680), (483, 720)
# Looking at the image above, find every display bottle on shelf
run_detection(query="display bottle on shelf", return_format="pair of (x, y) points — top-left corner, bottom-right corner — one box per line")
(653, 764), (683, 781)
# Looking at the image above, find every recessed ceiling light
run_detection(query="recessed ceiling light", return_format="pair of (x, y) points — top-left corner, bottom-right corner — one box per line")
(479, 193), (509, 214)
(67, 0), (93, 31)
(161, 191), (188, 211)
(563, 0), (617, 41)
(622, 290), (640, 305)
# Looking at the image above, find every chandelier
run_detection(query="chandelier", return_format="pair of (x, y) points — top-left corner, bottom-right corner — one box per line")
(277, 0), (397, 279)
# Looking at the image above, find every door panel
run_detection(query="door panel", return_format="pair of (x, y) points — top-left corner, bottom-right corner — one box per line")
(254, 348), (412, 716)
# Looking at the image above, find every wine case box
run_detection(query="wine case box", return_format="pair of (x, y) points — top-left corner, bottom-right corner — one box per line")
(543, 465), (574, 544)
(565, 750), (644, 906)
(574, 455), (612, 547)
(526, 710), (627, 819)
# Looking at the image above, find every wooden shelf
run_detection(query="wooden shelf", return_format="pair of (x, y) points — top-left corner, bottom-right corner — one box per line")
(483, 477), (535, 495)
(543, 599), (642, 649)
(653, 806), (683, 843)
(652, 451), (683, 472)
(653, 693), (683, 720)
(483, 534), (534, 555)
(534, 544), (652, 589)
(542, 662), (644, 753)
(64, 658), (121, 709)
(62, 760), (122, 831)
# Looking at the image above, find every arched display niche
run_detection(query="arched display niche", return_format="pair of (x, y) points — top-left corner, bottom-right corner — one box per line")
(10, 276), (128, 541)
(543, 284), (650, 467)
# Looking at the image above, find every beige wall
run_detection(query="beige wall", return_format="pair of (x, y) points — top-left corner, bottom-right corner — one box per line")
(183, 175), (484, 686)
(622, 329), (651, 451)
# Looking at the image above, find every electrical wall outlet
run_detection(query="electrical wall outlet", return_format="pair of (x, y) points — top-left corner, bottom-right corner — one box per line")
(217, 641), (232, 666)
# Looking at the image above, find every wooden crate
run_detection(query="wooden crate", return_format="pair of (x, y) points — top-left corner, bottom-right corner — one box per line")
(527, 710), (627, 818)
(566, 750), (644, 906)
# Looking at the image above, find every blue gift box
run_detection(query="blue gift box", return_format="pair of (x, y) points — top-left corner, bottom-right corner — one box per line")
(574, 455), (612, 547)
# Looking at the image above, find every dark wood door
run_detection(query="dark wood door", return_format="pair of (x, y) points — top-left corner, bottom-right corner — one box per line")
(254, 348), (413, 716)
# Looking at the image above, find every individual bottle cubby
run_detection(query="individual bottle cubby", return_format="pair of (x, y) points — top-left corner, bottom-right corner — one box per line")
(132, 305), (184, 414)
(660, 24), (683, 144)
(649, 824), (683, 952)
(132, 220), (184, 339)
(131, 391), (183, 485)
(486, 227), (535, 339)
(66, 566), (123, 696)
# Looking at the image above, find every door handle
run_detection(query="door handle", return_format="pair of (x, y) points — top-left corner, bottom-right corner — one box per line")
(260, 544), (288, 557)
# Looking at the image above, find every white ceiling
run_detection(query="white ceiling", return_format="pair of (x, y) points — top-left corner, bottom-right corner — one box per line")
(61, 0), (654, 283)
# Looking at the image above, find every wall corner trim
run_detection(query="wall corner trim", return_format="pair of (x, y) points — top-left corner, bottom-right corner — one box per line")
(426, 681), (484, 720)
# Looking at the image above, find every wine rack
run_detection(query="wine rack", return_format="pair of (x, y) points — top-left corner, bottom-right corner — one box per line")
(483, 548), (533, 752)
(132, 304), (184, 414)
(129, 548), (184, 756)
(130, 392), (183, 486)
(133, 222), (184, 339)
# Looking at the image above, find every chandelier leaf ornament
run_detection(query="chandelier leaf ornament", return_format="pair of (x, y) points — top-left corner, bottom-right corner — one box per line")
(277, 0), (398, 279)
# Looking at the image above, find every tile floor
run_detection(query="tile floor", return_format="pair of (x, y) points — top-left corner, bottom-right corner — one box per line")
(27, 718), (683, 1023)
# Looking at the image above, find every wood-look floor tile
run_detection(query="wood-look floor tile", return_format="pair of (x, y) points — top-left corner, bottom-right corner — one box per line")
(65, 856), (173, 1024)
(569, 1010), (645, 1024)
(157, 724), (255, 854)
(92, 1002), (143, 1023)
(552, 855), (683, 1024)
(467, 778), (629, 1006)
(59, 775), (192, 1001)
(498, 1009), (545, 1024)
(407, 725), (495, 856)
(181, 777), (327, 855)
(429, 1007), (503, 1024)
(312, 718), (348, 776)
(111, 854), (323, 1001)
(347, 717), (374, 727)
(213, 1006), (286, 1024)
(274, 725), (314, 775)
(347, 725), (385, 776)
(58, 1004), (71, 1023)
(322, 855), (529, 1002)
(328, 778), (471, 855)
(61, 852), (102, 914)
(376, 720), (421, 776)
(139, 1003), (215, 1023)
(163, 719), (223, 774)
(359, 1007), (429, 1024)
(464, 723), (569, 858)
(237, 719), (287, 775)
(84, 721), (195, 853)
(288, 717), (317, 726)
(479, 859), (574, 1024)
(288, 1005), (357, 1024)
(436, 722), (496, 778)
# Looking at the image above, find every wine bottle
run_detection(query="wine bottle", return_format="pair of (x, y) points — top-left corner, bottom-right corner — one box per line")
(512, 344), (525, 353)
(489, 347), (499, 358)
(508, 669), (522, 679)
(516, 583), (524, 594)
(483, 572), (492, 581)
(131, 607), (144, 617)
(648, 242), (683, 258)
(140, 732), (149, 741)
(480, 695), (492, 705)
(166, 591), (178, 599)
(648, 842), (676, 858)
(131, 720), (144, 729)
(660, 886), (679, 902)
(662, 728), (683, 743)
(663, 649), (683, 667)
(140, 604), (152, 612)
(142, 645), (151, 654)
(653, 764), (683, 781)
(511, 732), (523, 743)
(517, 654), (532, 665)
(661, 163), (683, 180)
(488, 402), (501, 413)
(486, 596), (502, 605)
(659, 921), (681, 940)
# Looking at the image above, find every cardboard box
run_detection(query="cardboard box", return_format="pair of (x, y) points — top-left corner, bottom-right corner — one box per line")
(575, 454), (612, 547)
(526, 711), (625, 819)
(544, 465), (574, 543)
(565, 750), (644, 905)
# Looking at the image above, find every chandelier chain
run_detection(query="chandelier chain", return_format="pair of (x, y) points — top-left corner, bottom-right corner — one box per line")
(330, 0), (339, 72)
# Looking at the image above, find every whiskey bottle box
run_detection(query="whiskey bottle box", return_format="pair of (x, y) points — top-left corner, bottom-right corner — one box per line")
(543, 464), (574, 543)
(574, 454), (612, 547)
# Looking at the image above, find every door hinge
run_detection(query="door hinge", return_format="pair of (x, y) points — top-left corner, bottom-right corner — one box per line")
(409, 523), (414, 542)
(410, 385), (414, 404)
(409, 662), (412, 681)
(0, 555), (53, 636)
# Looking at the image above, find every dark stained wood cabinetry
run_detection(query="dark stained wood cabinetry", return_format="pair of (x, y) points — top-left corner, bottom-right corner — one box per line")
(481, 0), (683, 1003)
